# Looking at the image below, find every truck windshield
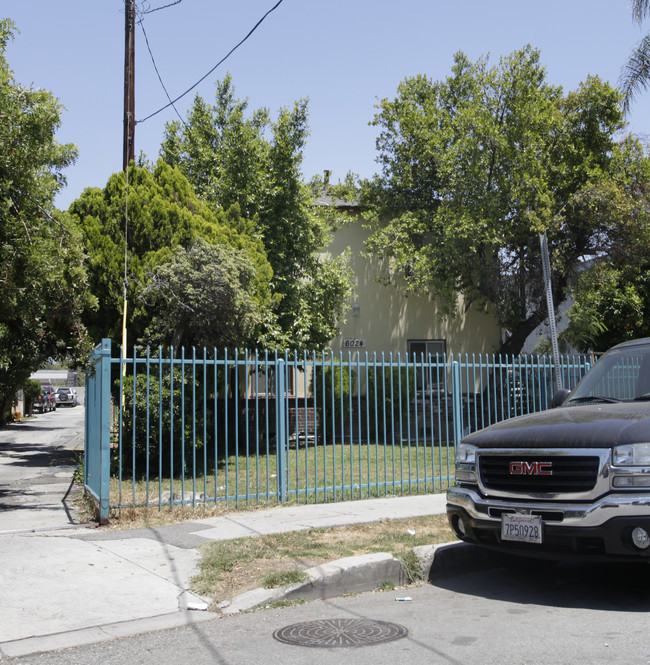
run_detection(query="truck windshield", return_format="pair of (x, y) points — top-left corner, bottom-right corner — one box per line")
(568, 345), (650, 403)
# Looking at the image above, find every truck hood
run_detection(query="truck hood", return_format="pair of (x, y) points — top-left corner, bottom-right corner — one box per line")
(463, 402), (650, 449)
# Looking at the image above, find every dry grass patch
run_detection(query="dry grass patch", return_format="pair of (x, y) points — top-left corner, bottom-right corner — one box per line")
(95, 499), (279, 531)
(191, 513), (455, 608)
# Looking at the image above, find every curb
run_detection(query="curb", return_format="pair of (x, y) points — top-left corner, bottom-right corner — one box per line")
(0, 611), (218, 660)
(221, 551), (407, 615)
(220, 541), (482, 615)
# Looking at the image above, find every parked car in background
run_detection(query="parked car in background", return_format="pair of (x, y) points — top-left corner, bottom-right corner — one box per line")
(55, 387), (77, 407)
(34, 390), (53, 413)
(40, 384), (57, 411)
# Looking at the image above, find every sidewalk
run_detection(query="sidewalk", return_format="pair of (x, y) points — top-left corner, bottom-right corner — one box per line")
(0, 413), (451, 660)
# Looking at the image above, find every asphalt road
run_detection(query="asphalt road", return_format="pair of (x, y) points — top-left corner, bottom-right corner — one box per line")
(10, 550), (650, 665)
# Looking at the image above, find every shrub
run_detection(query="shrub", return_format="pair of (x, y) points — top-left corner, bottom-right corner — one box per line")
(23, 379), (42, 416)
(114, 368), (214, 478)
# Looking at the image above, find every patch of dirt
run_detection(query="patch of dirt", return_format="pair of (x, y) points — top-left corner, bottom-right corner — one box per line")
(101, 502), (272, 531)
(209, 556), (328, 604)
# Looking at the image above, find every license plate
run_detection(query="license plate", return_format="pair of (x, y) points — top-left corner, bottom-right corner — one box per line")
(501, 514), (543, 544)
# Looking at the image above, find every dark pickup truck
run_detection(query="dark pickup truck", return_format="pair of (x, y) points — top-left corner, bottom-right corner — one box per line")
(447, 337), (650, 561)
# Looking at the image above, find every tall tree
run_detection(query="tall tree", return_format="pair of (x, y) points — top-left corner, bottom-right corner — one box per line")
(563, 136), (650, 351)
(160, 77), (353, 351)
(0, 20), (93, 423)
(362, 46), (626, 355)
(70, 160), (275, 349)
(620, 0), (650, 111)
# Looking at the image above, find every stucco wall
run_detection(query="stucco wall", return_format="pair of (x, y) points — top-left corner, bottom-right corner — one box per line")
(325, 221), (502, 357)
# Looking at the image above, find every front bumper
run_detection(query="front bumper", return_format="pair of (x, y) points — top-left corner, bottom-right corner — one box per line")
(447, 485), (650, 560)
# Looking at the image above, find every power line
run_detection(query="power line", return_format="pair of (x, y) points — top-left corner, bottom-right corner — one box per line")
(136, 13), (186, 126)
(139, 0), (183, 15)
(136, 0), (284, 125)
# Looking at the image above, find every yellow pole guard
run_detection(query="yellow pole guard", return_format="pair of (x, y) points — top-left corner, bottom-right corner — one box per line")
(121, 298), (127, 413)
(122, 297), (128, 374)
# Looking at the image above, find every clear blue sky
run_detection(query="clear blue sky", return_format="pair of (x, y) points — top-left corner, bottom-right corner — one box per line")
(6, 1), (650, 209)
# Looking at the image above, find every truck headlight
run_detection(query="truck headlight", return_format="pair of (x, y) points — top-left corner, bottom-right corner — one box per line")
(613, 443), (650, 466)
(456, 442), (477, 465)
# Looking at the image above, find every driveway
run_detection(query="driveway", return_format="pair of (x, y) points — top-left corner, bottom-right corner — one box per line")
(0, 396), (85, 532)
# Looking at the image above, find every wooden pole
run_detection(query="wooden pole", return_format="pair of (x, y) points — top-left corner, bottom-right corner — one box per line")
(123, 0), (135, 170)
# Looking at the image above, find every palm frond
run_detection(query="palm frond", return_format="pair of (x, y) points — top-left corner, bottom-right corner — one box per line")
(632, 0), (650, 24)
(620, 34), (650, 112)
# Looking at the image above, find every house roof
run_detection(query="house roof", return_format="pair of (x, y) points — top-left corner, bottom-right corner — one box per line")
(312, 188), (359, 210)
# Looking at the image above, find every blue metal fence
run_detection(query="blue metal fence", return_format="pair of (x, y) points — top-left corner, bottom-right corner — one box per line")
(84, 339), (112, 521)
(84, 339), (591, 522)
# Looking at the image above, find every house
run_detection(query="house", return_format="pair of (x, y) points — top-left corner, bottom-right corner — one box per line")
(316, 188), (502, 360)
(30, 370), (78, 387)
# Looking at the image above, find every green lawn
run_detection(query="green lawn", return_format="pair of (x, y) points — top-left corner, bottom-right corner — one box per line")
(110, 440), (456, 510)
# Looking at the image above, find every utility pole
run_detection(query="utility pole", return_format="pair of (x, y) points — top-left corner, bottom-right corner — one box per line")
(540, 232), (563, 393)
(122, 0), (136, 360)
(123, 0), (135, 170)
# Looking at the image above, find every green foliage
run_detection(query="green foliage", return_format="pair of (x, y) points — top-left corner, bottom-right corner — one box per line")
(23, 379), (41, 401)
(22, 378), (41, 415)
(70, 160), (275, 348)
(362, 45), (627, 355)
(140, 237), (268, 350)
(398, 550), (425, 584)
(565, 266), (646, 352)
(620, 0), (650, 111)
(0, 19), (94, 423)
(562, 137), (650, 352)
(161, 76), (353, 351)
(116, 368), (214, 478)
(287, 250), (355, 350)
(261, 569), (308, 589)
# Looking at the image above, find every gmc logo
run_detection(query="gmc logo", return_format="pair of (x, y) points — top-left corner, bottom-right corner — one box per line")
(509, 461), (553, 476)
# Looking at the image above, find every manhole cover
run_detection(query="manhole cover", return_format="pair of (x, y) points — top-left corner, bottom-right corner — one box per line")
(273, 618), (408, 648)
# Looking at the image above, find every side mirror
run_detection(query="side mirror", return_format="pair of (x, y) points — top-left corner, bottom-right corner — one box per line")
(551, 388), (571, 408)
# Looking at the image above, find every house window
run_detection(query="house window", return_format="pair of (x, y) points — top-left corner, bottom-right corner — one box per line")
(408, 339), (446, 362)
(408, 339), (446, 391)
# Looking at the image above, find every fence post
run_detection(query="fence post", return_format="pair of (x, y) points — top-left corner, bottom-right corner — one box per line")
(85, 338), (112, 524)
(451, 359), (463, 447)
(276, 358), (288, 502)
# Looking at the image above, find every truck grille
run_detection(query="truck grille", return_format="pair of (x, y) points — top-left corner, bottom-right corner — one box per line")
(479, 455), (600, 494)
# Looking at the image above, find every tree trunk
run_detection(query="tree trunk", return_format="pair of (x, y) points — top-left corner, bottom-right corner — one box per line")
(171, 321), (186, 357)
(499, 311), (545, 356)
(0, 394), (13, 426)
